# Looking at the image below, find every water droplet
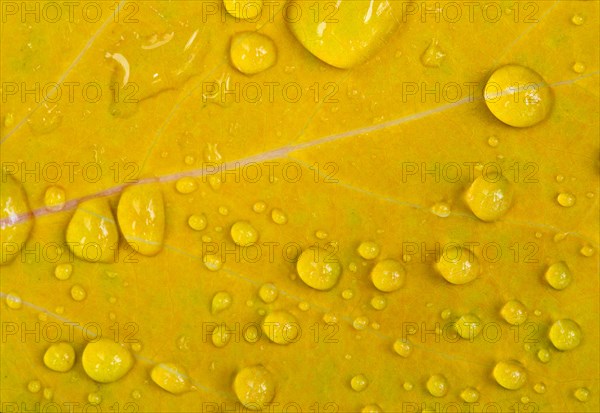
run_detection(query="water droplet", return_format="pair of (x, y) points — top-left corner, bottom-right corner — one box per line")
(176, 335), (190, 351)
(533, 382), (546, 394)
(66, 199), (119, 263)
(271, 208), (288, 224)
(231, 221), (259, 246)
(70, 285), (86, 302)
(556, 174), (565, 182)
(545, 262), (572, 290)
(131, 342), (142, 352)
(341, 289), (354, 300)
(580, 245), (594, 257)
(43, 388), (54, 400)
(421, 39), (446, 67)
(208, 174), (222, 191)
(403, 382), (413, 391)
(460, 387), (480, 403)
(357, 241), (380, 260)
(44, 186), (66, 211)
(54, 263), (73, 280)
(0, 173), (34, 264)
(233, 366), (276, 408)
(393, 338), (412, 357)
(572, 62), (586, 74)
(361, 404), (383, 413)
(27, 380), (41, 393)
(27, 102), (62, 134)
(431, 202), (451, 218)
(466, 176), (514, 221)
(537, 348), (550, 363)
(211, 291), (232, 314)
(315, 230), (328, 239)
(88, 392), (102, 405)
(484, 65), (553, 128)
(151, 363), (191, 394)
(132, 390), (142, 399)
(3, 112), (14, 127)
(243, 325), (260, 343)
(223, 0), (263, 20)
(188, 214), (207, 231)
(501, 300), (528, 325)
(258, 283), (278, 303)
(455, 314), (482, 340)
(370, 295), (387, 310)
(521, 396), (530, 404)
(298, 301), (310, 311)
(351, 374), (369, 392)
(571, 14), (584, 25)
(488, 136), (499, 147)
(370, 259), (406, 292)
(535, 231), (543, 238)
(44, 342), (75, 373)
(549, 319), (581, 350)
(230, 32), (277, 75)
(175, 177), (198, 194)
(117, 184), (165, 256)
(353, 316), (369, 330)
(212, 325), (231, 348)
(441, 309), (452, 320)
(262, 310), (299, 344)
(427, 374), (449, 397)
(253, 201), (267, 213)
(493, 361), (527, 390)
(574, 387), (590, 402)
(81, 339), (134, 383)
(557, 192), (576, 207)
(203, 254), (223, 271)
(5, 292), (22, 309)
(296, 247), (342, 290)
(323, 313), (338, 324)
(348, 262), (358, 272)
(435, 246), (480, 285)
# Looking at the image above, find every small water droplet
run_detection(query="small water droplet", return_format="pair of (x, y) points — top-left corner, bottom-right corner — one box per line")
(253, 201), (267, 213)
(427, 374), (449, 397)
(460, 387), (480, 403)
(501, 300), (528, 325)
(370, 295), (387, 310)
(440, 309), (452, 320)
(184, 155), (195, 165)
(230, 32), (277, 75)
(208, 175), (222, 191)
(44, 186), (66, 211)
(271, 208), (287, 224)
(175, 177), (198, 194)
(421, 39), (446, 67)
(571, 14), (585, 25)
(580, 245), (594, 257)
(403, 381), (413, 391)
(353, 316), (369, 330)
(218, 206), (229, 216)
(549, 319), (582, 350)
(203, 254), (222, 271)
(574, 387), (590, 402)
(545, 262), (572, 290)
(188, 214), (207, 231)
(70, 285), (86, 301)
(211, 292), (232, 314)
(350, 374), (369, 392)
(315, 230), (328, 239)
(342, 289), (354, 300)
(231, 221), (258, 246)
(88, 392), (102, 405)
(533, 382), (546, 394)
(393, 338), (412, 357)
(493, 361), (527, 389)
(27, 380), (41, 393)
(43, 388), (53, 400)
(6, 292), (23, 309)
(151, 363), (191, 394)
(572, 62), (586, 74)
(132, 390), (142, 399)
(258, 283), (278, 303)
(557, 192), (576, 207)
(431, 202), (451, 218)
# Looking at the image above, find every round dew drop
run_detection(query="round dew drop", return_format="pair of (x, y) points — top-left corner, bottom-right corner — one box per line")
(262, 310), (299, 345)
(426, 374), (449, 397)
(203, 254), (223, 271)
(70, 285), (86, 301)
(188, 214), (207, 231)
(211, 291), (233, 314)
(357, 241), (380, 260)
(296, 247), (342, 291)
(435, 246), (480, 285)
(54, 263), (73, 280)
(27, 380), (41, 393)
(5, 292), (22, 309)
(465, 175), (514, 222)
(271, 208), (287, 224)
(223, 0), (263, 21)
(493, 361), (527, 390)
(151, 363), (191, 394)
(460, 387), (480, 403)
(537, 348), (551, 363)
(549, 319), (582, 350)
(43, 342), (76, 372)
(351, 374), (369, 392)
(230, 32), (277, 75)
(484, 64), (553, 128)
(501, 300), (528, 325)
(175, 177), (198, 194)
(44, 186), (66, 211)
(212, 325), (231, 348)
(393, 338), (412, 357)
(81, 339), (134, 383)
(557, 192), (576, 207)
(455, 314), (483, 340)
(233, 365), (276, 410)
(574, 387), (590, 402)
(370, 295), (387, 310)
(258, 283), (278, 303)
(361, 404), (383, 413)
(545, 262), (572, 290)
(231, 221), (259, 246)
(370, 259), (406, 292)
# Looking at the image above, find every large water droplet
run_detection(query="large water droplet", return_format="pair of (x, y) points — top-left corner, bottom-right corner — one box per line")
(370, 259), (406, 292)
(233, 365), (276, 408)
(81, 339), (134, 383)
(544, 262), (572, 290)
(426, 374), (449, 397)
(549, 319), (581, 351)
(465, 175), (514, 222)
(296, 247), (342, 290)
(492, 360), (527, 390)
